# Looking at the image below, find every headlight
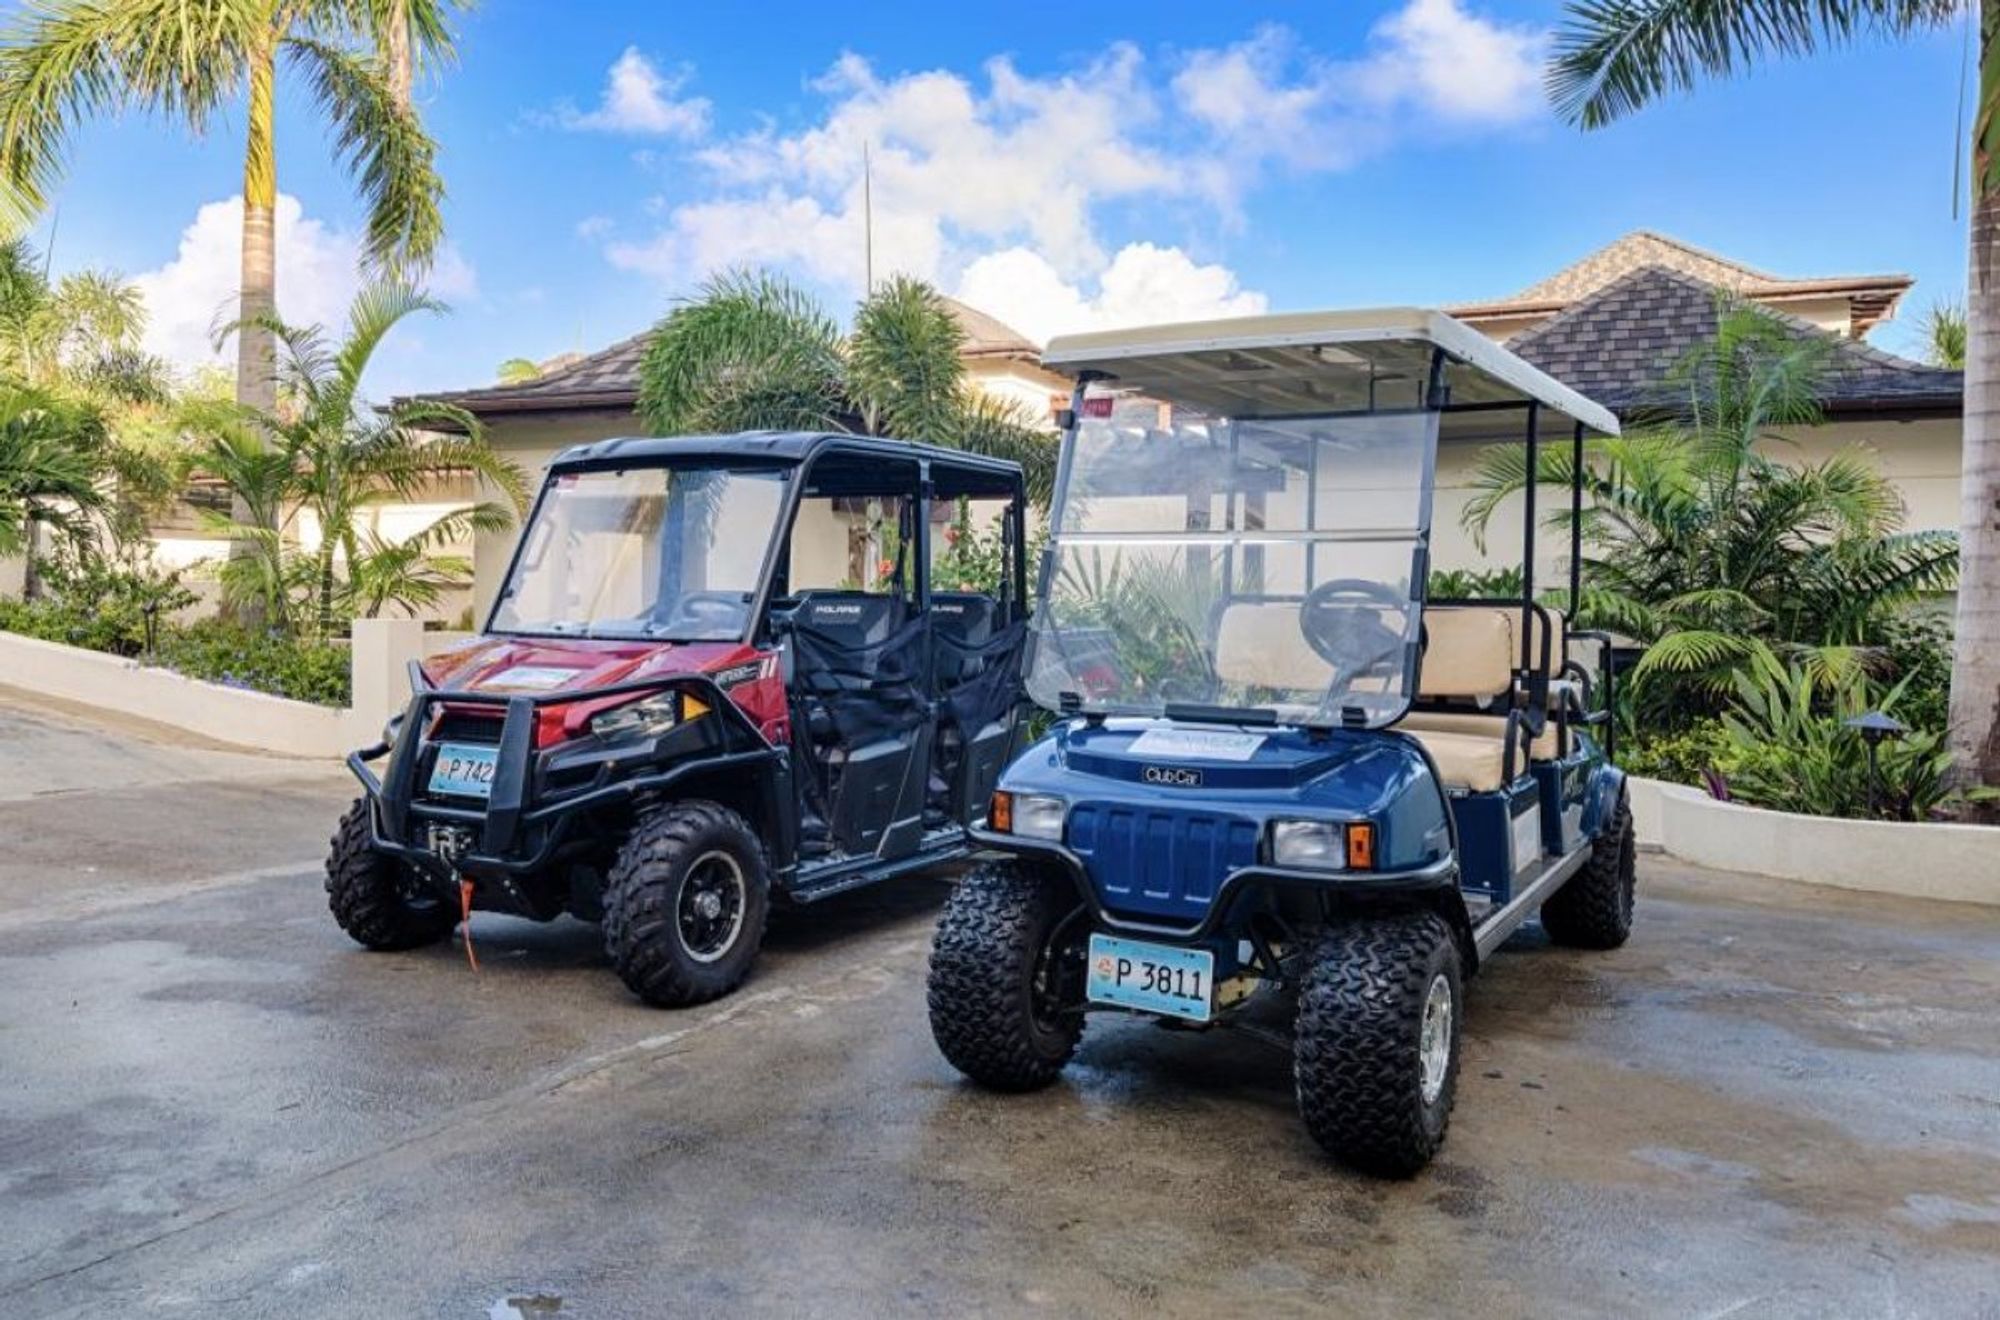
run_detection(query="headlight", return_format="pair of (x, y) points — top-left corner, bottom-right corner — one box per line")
(991, 790), (1067, 842)
(1271, 819), (1346, 870)
(590, 691), (696, 741)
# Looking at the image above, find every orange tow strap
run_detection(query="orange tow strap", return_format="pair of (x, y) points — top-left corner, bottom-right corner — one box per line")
(458, 876), (480, 973)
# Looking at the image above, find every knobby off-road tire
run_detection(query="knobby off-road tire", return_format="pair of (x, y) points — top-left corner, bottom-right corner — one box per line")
(1540, 786), (1637, 950)
(603, 800), (771, 1008)
(928, 862), (1084, 1092)
(1294, 912), (1463, 1177)
(325, 797), (458, 951)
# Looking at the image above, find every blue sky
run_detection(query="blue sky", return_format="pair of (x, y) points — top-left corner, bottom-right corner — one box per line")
(23, 0), (1975, 397)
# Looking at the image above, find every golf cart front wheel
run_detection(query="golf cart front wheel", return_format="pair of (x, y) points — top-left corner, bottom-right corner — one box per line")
(927, 861), (1085, 1091)
(325, 797), (458, 951)
(1294, 912), (1463, 1177)
(603, 800), (771, 1007)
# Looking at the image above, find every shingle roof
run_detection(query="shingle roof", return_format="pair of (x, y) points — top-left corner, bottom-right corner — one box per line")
(1452, 230), (1913, 337)
(408, 297), (1040, 425)
(1508, 264), (1961, 417)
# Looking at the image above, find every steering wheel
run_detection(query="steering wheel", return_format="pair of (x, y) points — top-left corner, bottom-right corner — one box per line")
(653, 590), (750, 637)
(1298, 578), (1411, 693)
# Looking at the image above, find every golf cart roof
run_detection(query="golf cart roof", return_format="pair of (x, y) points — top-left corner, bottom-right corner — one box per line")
(548, 431), (1025, 497)
(1044, 307), (1620, 439)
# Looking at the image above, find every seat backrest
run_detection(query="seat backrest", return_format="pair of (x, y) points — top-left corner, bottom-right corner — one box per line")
(793, 591), (907, 649)
(1416, 606), (1516, 702)
(931, 592), (998, 650)
(1213, 602), (1329, 690)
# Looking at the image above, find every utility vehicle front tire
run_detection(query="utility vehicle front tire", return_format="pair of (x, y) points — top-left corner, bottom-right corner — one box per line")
(603, 801), (770, 1008)
(1540, 786), (1636, 950)
(325, 798), (458, 951)
(1294, 912), (1463, 1177)
(928, 862), (1085, 1091)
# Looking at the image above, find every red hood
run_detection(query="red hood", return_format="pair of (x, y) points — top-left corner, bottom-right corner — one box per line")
(422, 634), (760, 695)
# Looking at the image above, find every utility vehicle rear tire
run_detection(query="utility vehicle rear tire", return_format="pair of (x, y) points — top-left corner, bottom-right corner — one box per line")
(325, 798), (458, 950)
(1540, 787), (1636, 950)
(928, 862), (1084, 1092)
(1294, 912), (1462, 1177)
(603, 800), (770, 1008)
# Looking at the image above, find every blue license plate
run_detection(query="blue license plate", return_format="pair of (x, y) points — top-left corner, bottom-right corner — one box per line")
(1087, 934), (1214, 1022)
(428, 742), (499, 799)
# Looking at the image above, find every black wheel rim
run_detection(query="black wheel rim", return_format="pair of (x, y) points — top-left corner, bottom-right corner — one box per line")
(1029, 907), (1085, 1032)
(679, 851), (747, 963)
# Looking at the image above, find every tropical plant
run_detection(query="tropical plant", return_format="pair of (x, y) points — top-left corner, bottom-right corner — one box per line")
(1427, 564), (1526, 599)
(0, 381), (104, 557)
(1464, 302), (1957, 724)
(0, 0), (467, 510)
(1717, 650), (1960, 821)
(1545, 0), (1994, 794)
(638, 270), (1058, 501)
(495, 356), (542, 384)
(187, 283), (526, 636)
(1921, 298), (1968, 369)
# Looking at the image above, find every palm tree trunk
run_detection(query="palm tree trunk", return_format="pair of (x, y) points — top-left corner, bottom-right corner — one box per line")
(1949, 0), (2000, 809)
(231, 26), (280, 629)
(385, 3), (412, 111)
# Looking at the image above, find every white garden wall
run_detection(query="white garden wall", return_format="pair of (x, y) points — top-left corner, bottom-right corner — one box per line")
(1629, 777), (2000, 906)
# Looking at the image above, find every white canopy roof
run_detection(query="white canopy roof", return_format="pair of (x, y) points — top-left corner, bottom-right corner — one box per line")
(1042, 307), (1620, 437)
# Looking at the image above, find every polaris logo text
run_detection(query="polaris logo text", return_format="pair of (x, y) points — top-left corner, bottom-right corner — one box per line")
(1143, 766), (1203, 788)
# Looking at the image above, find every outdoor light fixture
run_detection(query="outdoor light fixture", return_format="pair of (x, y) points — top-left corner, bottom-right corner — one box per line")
(1843, 710), (1907, 816)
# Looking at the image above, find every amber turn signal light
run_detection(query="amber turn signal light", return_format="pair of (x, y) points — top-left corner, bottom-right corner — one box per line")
(989, 789), (1014, 833)
(1344, 821), (1376, 870)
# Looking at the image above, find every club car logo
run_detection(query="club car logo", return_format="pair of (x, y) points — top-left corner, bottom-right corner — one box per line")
(1143, 765), (1203, 788)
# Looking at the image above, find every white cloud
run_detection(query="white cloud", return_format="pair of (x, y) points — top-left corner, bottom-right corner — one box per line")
(1172, 3), (1547, 169)
(596, 4), (1544, 315)
(574, 214), (615, 239)
(133, 194), (477, 374)
(955, 244), (1267, 347)
(556, 47), (710, 137)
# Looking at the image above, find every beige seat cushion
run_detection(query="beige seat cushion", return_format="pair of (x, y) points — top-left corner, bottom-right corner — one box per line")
(1417, 607), (1516, 701)
(1213, 602), (1332, 690)
(1400, 709), (1559, 761)
(1402, 728), (1508, 793)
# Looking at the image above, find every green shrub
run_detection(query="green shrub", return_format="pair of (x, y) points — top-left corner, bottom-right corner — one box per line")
(1716, 652), (1957, 821)
(155, 619), (350, 707)
(0, 547), (196, 655)
(1619, 720), (1738, 787)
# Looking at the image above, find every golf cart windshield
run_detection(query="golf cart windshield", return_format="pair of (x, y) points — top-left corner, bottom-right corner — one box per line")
(491, 463), (786, 641)
(1027, 405), (1438, 727)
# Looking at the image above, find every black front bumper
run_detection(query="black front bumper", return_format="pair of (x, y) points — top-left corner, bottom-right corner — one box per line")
(351, 673), (779, 879)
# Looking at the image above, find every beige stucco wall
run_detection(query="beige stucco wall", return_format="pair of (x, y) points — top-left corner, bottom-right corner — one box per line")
(1430, 414), (1963, 581)
(966, 359), (1068, 423)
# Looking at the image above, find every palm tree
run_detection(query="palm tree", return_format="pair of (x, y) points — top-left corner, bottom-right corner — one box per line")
(1464, 302), (1958, 723)
(0, 1), (464, 418)
(495, 356), (543, 385)
(190, 283), (525, 636)
(1922, 298), (1968, 368)
(638, 270), (1059, 501)
(1547, 0), (1995, 791)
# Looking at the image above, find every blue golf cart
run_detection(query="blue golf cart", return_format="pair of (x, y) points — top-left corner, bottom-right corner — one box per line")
(925, 309), (1634, 1175)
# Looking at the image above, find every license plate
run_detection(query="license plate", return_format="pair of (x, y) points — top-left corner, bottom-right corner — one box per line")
(428, 742), (499, 799)
(1087, 934), (1214, 1022)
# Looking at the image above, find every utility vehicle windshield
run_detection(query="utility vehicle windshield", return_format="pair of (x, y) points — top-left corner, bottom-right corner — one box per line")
(1027, 403), (1438, 727)
(491, 463), (786, 641)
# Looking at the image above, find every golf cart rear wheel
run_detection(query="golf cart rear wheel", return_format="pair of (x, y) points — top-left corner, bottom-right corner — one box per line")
(1541, 787), (1637, 950)
(325, 797), (458, 951)
(603, 800), (771, 1007)
(928, 862), (1084, 1091)
(1294, 912), (1463, 1177)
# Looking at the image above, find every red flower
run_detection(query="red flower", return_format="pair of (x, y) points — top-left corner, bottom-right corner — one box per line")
(877, 557), (894, 579)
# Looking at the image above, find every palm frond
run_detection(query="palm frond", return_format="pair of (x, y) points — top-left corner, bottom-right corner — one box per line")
(636, 268), (846, 435)
(1548, 0), (1958, 129)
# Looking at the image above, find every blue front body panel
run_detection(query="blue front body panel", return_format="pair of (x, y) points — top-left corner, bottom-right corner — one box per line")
(1000, 720), (1454, 928)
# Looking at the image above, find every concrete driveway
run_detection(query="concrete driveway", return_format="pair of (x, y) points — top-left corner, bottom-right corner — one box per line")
(1, 689), (1997, 1319)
